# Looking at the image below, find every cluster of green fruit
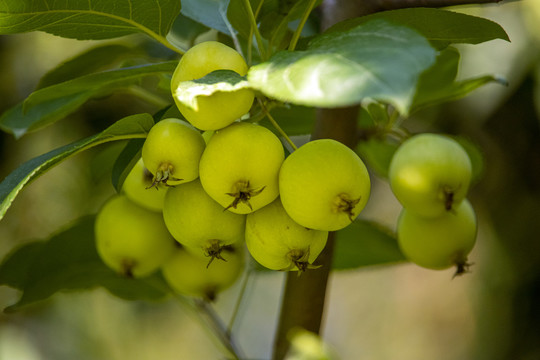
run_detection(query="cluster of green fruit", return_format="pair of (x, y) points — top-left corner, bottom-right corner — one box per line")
(94, 41), (372, 300)
(389, 133), (478, 276)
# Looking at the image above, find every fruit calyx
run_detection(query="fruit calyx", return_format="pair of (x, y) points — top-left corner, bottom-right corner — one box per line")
(147, 163), (182, 189)
(121, 258), (137, 278)
(283, 248), (321, 273)
(333, 193), (361, 222)
(204, 240), (232, 268)
(225, 180), (265, 211)
(442, 185), (457, 212)
(452, 251), (473, 277)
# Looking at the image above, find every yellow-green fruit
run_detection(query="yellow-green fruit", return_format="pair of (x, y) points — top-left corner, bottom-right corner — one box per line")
(279, 139), (371, 231)
(199, 122), (285, 214)
(397, 199), (477, 275)
(95, 195), (176, 278)
(245, 198), (328, 271)
(389, 133), (472, 218)
(141, 118), (205, 187)
(162, 179), (246, 261)
(162, 246), (244, 301)
(123, 158), (166, 212)
(171, 41), (254, 130)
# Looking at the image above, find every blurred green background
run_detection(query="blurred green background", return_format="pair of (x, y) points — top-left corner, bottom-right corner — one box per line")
(1, 1), (540, 359)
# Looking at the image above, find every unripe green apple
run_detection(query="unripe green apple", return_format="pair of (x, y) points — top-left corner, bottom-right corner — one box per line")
(162, 179), (246, 263)
(389, 133), (472, 218)
(95, 195), (176, 278)
(199, 122), (285, 214)
(245, 198), (328, 271)
(397, 199), (477, 275)
(279, 139), (371, 231)
(162, 245), (244, 301)
(141, 118), (205, 187)
(123, 158), (166, 212)
(171, 41), (254, 131)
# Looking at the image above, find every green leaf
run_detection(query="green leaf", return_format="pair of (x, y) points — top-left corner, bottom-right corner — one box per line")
(0, 0), (181, 48)
(174, 70), (251, 110)
(36, 44), (143, 89)
(260, 104), (316, 136)
(111, 139), (145, 193)
(181, 0), (232, 36)
(227, 0), (264, 39)
(0, 216), (170, 313)
(333, 220), (405, 270)
(356, 137), (399, 179)
(166, 13), (210, 52)
(328, 8), (510, 49)
(0, 113), (154, 221)
(0, 62), (175, 138)
(248, 20), (436, 114)
(412, 47), (507, 112)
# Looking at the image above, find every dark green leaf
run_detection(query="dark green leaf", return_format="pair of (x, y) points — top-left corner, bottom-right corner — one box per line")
(259, 104), (316, 136)
(166, 13), (210, 51)
(181, 0), (232, 36)
(0, 216), (170, 313)
(333, 220), (405, 270)
(0, 0), (181, 47)
(111, 139), (145, 192)
(0, 62), (175, 138)
(0, 242), (46, 290)
(248, 20), (436, 114)
(356, 137), (399, 179)
(412, 47), (507, 112)
(37, 44), (143, 89)
(227, 0), (264, 39)
(327, 8), (510, 49)
(174, 70), (251, 110)
(0, 114), (154, 221)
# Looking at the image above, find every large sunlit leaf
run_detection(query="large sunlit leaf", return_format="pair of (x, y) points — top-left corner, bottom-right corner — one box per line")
(328, 7), (510, 49)
(0, 62), (175, 138)
(0, 0), (181, 45)
(0, 216), (170, 313)
(248, 20), (436, 114)
(333, 220), (405, 270)
(0, 114), (154, 221)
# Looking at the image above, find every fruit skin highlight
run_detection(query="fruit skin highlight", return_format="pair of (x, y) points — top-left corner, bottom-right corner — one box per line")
(162, 245), (244, 301)
(389, 133), (472, 218)
(279, 139), (371, 231)
(199, 122), (285, 214)
(397, 199), (477, 275)
(162, 179), (246, 261)
(95, 195), (176, 278)
(122, 158), (166, 212)
(141, 118), (206, 187)
(171, 41), (254, 131)
(245, 198), (328, 271)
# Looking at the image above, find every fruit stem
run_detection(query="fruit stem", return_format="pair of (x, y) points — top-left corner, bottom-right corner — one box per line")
(289, 0), (318, 51)
(227, 269), (253, 336)
(241, 0), (267, 61)
(259, 98), (298, 151)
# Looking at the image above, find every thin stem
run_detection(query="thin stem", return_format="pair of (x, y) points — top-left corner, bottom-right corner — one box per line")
(258, 99), (298, 151)
(227, 269), (252, 335)
(247, 0), (266, 65)
(125, 86), (171, 108)
(220, 2), (245, 60)
(288, 0), (318, 51)
(242, 0), (267, 61)
(194, 299), (246, 360)
(140, 278), (244, 359)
